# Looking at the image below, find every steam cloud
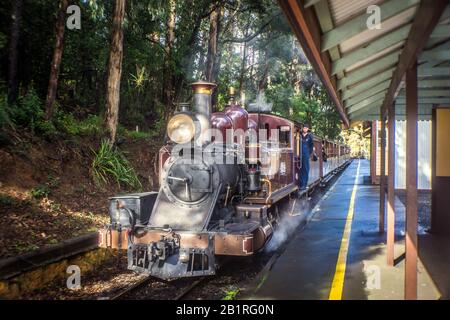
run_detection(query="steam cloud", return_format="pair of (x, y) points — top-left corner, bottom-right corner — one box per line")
(265, 198), (310, 252)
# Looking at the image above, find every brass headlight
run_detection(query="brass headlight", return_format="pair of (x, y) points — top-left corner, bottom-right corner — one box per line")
(167, 113), (195, 144)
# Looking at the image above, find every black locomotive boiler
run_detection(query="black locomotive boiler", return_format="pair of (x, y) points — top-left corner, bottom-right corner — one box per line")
(98, 81), (351, 280)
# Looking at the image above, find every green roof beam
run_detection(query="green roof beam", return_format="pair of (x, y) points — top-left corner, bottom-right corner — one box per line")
(321, 0), (419, 52)
(345, 80), (391, 107)
(341, 68), (395, 100)
(419, 67), (450, 77)
(347, 94), (386, 114)
(332, 24), (411, 75)
(420, 50), (450, 61)
(337, 51), (400, 91)
(304, 0), (323, 8)
(395, 97), (450, 104)
(349, 102), (382, 119)
(397, 89), (450, 97)
(418, 79), (450, 88)
(431, 25), (450, 38)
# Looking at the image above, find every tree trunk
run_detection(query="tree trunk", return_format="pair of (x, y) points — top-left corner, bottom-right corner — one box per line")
(7, 0), (23, 105)
(206, 5), (223, 108)
(238, 40), (248, 103)
(105, 0), (126, 144)
(205, 6), (220, 82)
(162, 0), (176, 122)
(183, 2), (213, 81)
(44, 0), (69, 120)
(257, 48), (269, 95)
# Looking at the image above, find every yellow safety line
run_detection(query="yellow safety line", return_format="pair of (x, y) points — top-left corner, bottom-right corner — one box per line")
(328, 160), (360, 300)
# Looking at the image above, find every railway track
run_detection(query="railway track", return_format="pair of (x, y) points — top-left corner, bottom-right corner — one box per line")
(109, 276), (154, 300)
(108, 276), (205, 300)
(108, 257), (236, 300)
(174, 279), (205, 300)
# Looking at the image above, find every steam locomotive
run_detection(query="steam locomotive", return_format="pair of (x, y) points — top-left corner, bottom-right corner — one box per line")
(98, 81), (351, 280)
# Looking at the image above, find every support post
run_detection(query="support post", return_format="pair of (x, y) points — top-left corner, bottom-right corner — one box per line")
(405, 63), (418, 300)
(371, 121), (377, 184)
(387, 102), (396, 266)
(319, 140), (324, 179)
(431, 108), (437, 234)
(379, 116), (386, 233)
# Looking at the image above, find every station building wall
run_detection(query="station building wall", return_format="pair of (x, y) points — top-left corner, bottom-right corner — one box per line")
(374, 120), (432, 190)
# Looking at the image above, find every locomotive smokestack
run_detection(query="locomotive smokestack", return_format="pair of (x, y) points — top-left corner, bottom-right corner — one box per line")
(191, 80), (216, 120)
(191, 81), (216, 144)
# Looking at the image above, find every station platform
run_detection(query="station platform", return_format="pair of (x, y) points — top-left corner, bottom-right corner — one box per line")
(244, 159), (447, 300)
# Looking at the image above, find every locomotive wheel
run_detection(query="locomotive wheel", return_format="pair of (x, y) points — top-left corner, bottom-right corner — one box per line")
(279, 196), (292, 213)
(268, 196), (296, 226)
(268, 204), (281, 229)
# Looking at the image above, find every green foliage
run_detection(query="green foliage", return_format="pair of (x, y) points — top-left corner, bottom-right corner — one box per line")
(47, 174), (61, 189)
(0, 0), (344, 143)
(7, 88), (57, 136)
(54, 112), (79, 135)
(1, 85), (105, 139)
(54, 112), (104, 137)
(271, 87), (342, 140)
(9, 89), (42, 126)
(342, 124), (370, 158)
(91, 140), (142, 189)
(222, 289), (240, 300)
(48, 201), (62, 212)
(29, 175), (61, 199)
(13, 242), (40, 253)
(0, 92), (9, 129)
(0, 194), (15, 206)
(77, 115), (104, 136)
(30, 185), (51, 199)
(125, 130), (153, 140)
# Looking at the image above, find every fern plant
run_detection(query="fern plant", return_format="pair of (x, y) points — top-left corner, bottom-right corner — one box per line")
(91, 140), (142, 190)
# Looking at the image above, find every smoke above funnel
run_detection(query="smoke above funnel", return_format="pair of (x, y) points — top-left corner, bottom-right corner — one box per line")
(248, 91), (273, 113)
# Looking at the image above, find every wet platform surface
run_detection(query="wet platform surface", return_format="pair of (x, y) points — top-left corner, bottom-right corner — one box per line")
(244, 159), (444, 300)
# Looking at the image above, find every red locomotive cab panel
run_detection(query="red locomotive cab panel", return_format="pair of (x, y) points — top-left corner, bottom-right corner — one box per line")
(248, 114), (295, 191)
(248, 118), (258, 131)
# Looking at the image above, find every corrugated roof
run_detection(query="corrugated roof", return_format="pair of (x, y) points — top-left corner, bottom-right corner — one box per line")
(313, 0), (450, 121)
(279, 0), (450, 122)
(345, 41), (404, 73)
(329, 0), (385, 26)
(339, 6), (417, 54)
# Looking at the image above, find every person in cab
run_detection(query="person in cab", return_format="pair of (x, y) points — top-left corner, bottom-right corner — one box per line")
(300, 123), (315, 190)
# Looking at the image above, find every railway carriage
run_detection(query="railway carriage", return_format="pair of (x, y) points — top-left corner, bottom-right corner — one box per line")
(98, 81), (351, 280)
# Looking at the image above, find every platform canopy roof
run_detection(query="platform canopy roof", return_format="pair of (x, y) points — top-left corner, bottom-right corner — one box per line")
(279, 0), (450, 125)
